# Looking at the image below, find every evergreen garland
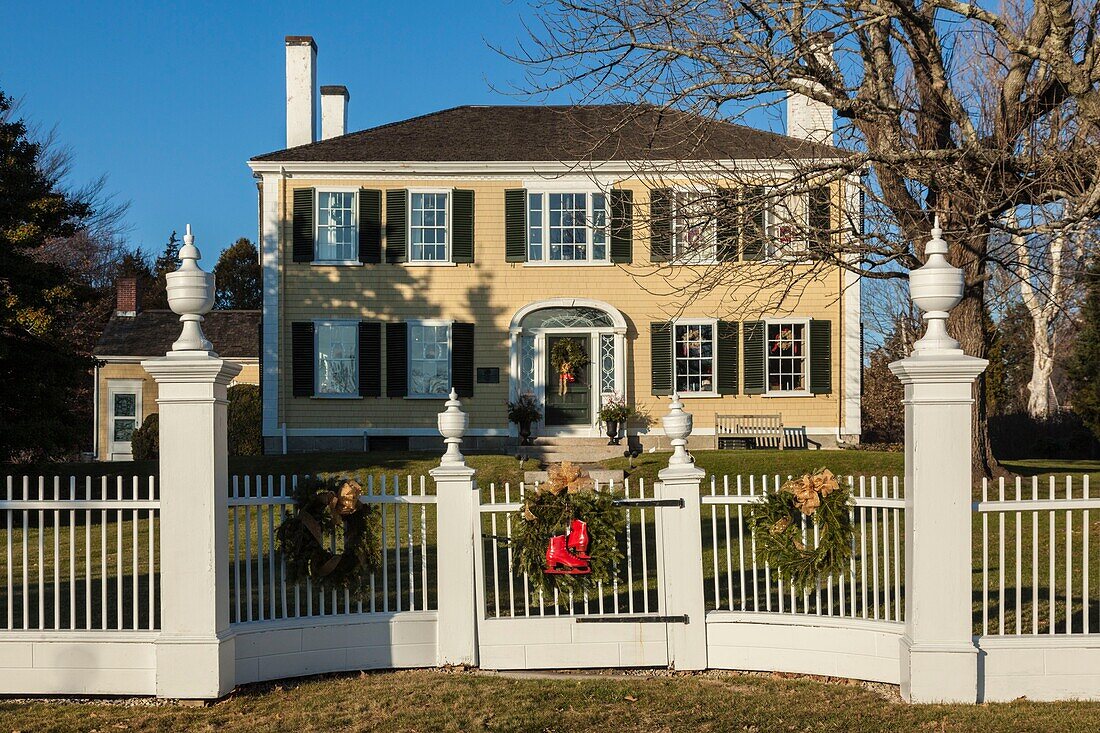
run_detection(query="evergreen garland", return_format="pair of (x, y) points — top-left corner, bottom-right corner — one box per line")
(748, 469), (854, 591)
(276, 476), (382, 599)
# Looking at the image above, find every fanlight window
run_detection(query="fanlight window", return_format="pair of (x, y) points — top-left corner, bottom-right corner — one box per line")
(520, 307), (614, 330)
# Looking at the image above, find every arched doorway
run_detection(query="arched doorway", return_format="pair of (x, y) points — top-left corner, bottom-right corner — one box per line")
(508, 298), (628, 435)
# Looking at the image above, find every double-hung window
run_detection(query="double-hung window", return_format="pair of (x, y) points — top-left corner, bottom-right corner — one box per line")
(674, 321), (716, 394)
(410, 192), (449, 262)
(409, 322), (451, 398)
(766, 320), (808, 393)
(316, 191), (358, 262)
(315, 321), (358, 396)
(672, 191), (717, 263)
(527, 192), (608, 263)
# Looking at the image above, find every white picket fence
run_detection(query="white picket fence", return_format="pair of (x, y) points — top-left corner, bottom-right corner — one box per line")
(976, 475), (1098, 636)
(0, 475), (159, 632)
(479, 479), (659, 619)
(703, 474), (904, 622)
(227, 474), (437, 625)
(2, 468), (1100, 699)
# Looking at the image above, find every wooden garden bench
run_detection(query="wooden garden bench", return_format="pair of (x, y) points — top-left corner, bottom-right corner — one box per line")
(715, 414), (785, 450)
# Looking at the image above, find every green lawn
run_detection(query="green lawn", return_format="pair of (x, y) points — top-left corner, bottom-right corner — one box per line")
(0, 669), (1098, 732)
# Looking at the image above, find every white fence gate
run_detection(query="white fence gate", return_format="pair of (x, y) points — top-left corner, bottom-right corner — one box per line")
(474, 479), (685, 669)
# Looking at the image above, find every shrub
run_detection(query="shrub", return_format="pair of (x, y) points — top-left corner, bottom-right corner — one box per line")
(989, 411), (1100, 460)
(227, 383), (262, 456)
(131, 413), (159, 461)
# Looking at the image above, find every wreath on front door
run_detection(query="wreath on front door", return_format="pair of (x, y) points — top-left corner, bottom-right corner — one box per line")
(275, 476), (382, 599)
(550, 338), (590, 396)
(748, 469), (854, 591)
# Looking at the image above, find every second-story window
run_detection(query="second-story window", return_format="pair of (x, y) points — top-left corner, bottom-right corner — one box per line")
(527, 192), (608, 263)
(672, 191), (717, 263)
(410, 192), (449, 262)
(316, 191), (357, 262)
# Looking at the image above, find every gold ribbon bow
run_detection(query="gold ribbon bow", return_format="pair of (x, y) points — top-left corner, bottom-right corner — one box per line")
(781, 469), (839, 516)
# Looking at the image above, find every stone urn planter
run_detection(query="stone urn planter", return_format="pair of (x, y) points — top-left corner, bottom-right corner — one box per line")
(604, 420), (621, 446)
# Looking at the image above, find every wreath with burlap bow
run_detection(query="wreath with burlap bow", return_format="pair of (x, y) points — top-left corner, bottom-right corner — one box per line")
(512, 462), (624, 595)
(749, 469), (853, 590)
(276, 476), (382, 598)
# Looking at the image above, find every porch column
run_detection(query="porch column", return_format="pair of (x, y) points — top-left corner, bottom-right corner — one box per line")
(657, 394), (708, 670)
(143, 226), (239, 699)
(889, 220), (987, 703)
(431, 390), (479, 666)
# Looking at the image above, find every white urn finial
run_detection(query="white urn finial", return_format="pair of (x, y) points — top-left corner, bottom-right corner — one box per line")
(909, 215), (964, 355)
(165, 224), (216, 356)
(437, 388), (469, 465)
(662, 392), (695, 465)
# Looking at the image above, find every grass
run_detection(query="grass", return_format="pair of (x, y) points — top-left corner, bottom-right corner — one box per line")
(0, 669), (1099, 732)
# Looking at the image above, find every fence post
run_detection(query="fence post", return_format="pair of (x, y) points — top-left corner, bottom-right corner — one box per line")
(657, 394), (708, 670)
(141, 226), (240, 699)
(889, 219), (987, 703)
(430, 390), (479, 666)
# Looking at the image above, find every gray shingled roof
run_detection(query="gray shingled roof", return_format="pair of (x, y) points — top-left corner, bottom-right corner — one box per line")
(93, 310), (260, 359)
(251, 104), (839, 163)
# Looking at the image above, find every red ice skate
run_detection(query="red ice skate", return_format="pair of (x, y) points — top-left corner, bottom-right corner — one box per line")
(566, 519), (591, 560)
(545, 535), (591, 575)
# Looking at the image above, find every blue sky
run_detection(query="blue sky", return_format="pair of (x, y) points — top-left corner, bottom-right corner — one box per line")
(0, 1), (563, 264)
(2, 1), (786, 266)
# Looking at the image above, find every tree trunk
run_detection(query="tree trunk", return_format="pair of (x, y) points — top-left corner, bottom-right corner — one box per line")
(1026, 316), (1054, 419)
(943, 218), (1002, 480)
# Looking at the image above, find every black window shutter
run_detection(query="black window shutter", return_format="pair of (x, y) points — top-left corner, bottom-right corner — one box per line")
(650, 322), (673, 396)
(743, 320), (766, 395)
(610, 188), (632, 263)
(649, 188), (672, 263)
(504, 188), (527, 262)
(452, 189), (475, 264)
(809, 319), (832, 394)
(742, 185), (766, 261)
(451, 322), (475, 398)
(292, 188), (314, 263)
(359, 189), (382, 264)
(358, 322), (381, 397)
(291, 321), (315, 397)
(808, 185), (831, 255)
(716, 321), (739, 395)
(385, 189), (408, 263)
(716, 189), (740, 262)
(386, 322), (407, 397)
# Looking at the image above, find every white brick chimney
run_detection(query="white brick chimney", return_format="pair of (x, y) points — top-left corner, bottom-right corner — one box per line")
(320, 85), (349, 140)
(786, 33), (835, 145)
(285, 35), (317, 148)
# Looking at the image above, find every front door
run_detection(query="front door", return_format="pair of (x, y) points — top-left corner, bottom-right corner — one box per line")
(544, 334), (591, 426)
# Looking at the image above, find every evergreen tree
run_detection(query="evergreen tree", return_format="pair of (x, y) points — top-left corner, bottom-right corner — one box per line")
(0, 90), (96, 461)
(213, 238), (260, 310)
(145, 231), (179, 308)
(1068, 259), (1100, 440)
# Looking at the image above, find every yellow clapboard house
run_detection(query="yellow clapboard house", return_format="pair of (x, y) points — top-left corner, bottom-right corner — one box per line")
(247, 36), (861, 455)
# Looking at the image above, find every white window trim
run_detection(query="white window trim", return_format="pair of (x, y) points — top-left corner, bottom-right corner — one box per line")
(406, 318), (453, 400)
(763, 317), (812, 397)
(524, 189), (611, 266)
(672, 318), (720, 398)
(671, 187), (720, 265)
(313, 319), (360, 399)
(407, 188), (452, 265)
(107, 380), (143, 460)
(312, 187), (361, 265)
